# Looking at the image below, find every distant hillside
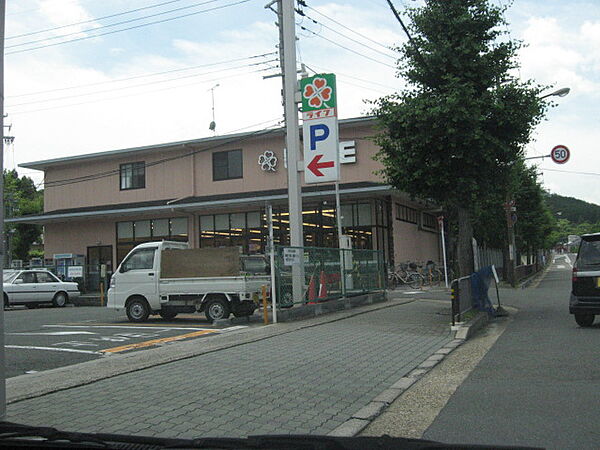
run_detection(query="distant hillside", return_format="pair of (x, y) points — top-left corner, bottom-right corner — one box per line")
(544, 193), (600, 224)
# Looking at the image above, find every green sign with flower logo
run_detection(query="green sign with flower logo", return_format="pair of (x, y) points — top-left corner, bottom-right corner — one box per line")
(300, 73), (337, 116)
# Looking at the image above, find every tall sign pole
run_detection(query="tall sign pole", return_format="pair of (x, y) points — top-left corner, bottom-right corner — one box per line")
(280, 0), (304, 303)
(0, 0), (7, 421)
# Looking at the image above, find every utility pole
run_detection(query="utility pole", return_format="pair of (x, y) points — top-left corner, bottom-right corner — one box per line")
(1, 0), (7, 422)
(278, 0), (304, 302)
(504, 198), (517, 287)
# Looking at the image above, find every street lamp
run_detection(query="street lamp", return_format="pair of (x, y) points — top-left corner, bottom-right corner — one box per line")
(539, 87), (570, 99)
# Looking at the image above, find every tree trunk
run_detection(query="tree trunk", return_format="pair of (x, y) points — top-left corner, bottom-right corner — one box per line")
(457, 206), (475, 277)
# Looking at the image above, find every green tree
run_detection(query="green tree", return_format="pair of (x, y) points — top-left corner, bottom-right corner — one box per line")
(4, 170), (43, 263)
(373, 0), (548, 275)
(513, 164), (555, 256)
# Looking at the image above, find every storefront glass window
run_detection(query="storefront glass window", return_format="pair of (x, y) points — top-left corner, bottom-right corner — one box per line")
(170, 218), (188, 238)
(117, 222), (133, 242)
(357, 203), (372, 226)
(116, 217), (188, 264)
(153, 219), (169, 238)
(215, 214), (229, 230)
(135, 220), (151, 241)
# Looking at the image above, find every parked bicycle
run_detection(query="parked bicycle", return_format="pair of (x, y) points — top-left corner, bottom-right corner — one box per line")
(388, 262), (423, 290)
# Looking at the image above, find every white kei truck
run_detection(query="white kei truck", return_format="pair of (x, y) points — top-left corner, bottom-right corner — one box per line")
(107, 241), (269, 323)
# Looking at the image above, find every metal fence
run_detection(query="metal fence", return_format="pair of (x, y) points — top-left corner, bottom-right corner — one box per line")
(474, 244), (504, 278)
(273, 245), (385, 307)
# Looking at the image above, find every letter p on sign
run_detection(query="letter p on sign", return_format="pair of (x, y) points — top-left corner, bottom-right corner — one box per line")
(309, 124), (330, 150)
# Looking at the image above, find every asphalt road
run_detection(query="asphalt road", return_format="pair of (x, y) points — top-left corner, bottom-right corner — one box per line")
(424, 254), (600, 449)
(3, 305), (249, 378)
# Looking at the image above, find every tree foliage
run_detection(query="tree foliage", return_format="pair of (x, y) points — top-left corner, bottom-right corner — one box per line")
(372, 0), (548, 275)
(4, 170), (44, 262)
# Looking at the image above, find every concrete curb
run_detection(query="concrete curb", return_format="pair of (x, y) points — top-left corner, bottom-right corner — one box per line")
(328, 338), (465, 437)
(452, 311), (490, 340)
(520, 262), (552, 289)
(7, 295), (416, 405)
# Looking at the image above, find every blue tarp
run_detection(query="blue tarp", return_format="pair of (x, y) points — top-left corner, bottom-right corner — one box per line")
(471, 266), (497, 316)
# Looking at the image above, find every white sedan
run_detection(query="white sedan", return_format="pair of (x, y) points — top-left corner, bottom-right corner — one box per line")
(3, 269), (80, 308)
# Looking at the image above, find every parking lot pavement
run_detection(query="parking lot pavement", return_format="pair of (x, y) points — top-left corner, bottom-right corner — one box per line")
(7, 299), (453, 438)
(3, 306), (248, 378)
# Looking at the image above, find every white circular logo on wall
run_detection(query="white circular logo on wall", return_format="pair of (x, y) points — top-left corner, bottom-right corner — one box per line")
(258, 150), (278, 172)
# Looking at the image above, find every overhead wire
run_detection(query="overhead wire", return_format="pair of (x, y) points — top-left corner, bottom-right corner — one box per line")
(6, 0), (222, 49)
(7, 52), (277, 99)
(6, 0), (253, 55)
(297, 25), (396, 69)
(298, 12), (397, 60)
(7, 0), (188, 40)
(6, 58), (278, 108)
(300, 2), (398, 54)
(538, 168), (600, 177)
(9, 65), (275, 116)
(305, 63), (397, 90)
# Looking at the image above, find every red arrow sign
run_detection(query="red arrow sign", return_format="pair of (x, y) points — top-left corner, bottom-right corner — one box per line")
(307, 154), (335, 177)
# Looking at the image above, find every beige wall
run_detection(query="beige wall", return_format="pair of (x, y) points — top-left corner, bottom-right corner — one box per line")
(392, 219), (440, 264)
(43, 122), (382, 213)
(44, 221), (115, 261)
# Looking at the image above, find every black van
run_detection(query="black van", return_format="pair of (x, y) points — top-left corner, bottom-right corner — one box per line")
(570, 233), (600, 327)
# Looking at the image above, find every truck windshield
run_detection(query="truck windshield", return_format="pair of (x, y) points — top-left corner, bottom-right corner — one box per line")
(577, 238), (600, 268)
(121, 248), (157, 272)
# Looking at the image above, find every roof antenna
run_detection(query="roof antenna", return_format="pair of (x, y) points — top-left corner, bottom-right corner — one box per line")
(208, 84), (219, 134)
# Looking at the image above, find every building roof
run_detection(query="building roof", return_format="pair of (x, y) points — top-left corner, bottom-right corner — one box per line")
(20, 116), (377, 171)
(6, 182), (392, 225)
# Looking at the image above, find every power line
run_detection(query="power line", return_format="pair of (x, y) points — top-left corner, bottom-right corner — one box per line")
(7, 52), (276, 99)
(43, 118), (283, 188)
(6, 59), (277, 108)
(9, 66), (274, 116)
(297, 25), (396, 69)
(6, 0), (224, 48)
(298, 11), (397, 60)
(299, 2), (398, 54)
(6, 0), (252, 55)
(306, 63), (397, 90)
(7, 0), (96, 17)
(7, 0), (187, 40)
(539, 167), (600, 177)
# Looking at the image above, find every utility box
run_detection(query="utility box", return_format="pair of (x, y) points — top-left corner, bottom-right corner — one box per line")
(340, 235), (354, 290)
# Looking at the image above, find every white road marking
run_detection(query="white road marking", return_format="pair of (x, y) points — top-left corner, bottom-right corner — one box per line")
(221, 326), (248, 332)
(43, 325), (214, 331)
(5, 345), (103, 355)
(556, 265), (566, 269)
(7, 331), (97, 336)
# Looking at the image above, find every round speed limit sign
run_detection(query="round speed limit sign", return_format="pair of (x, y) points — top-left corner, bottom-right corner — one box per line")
(550, 145), (570, 164)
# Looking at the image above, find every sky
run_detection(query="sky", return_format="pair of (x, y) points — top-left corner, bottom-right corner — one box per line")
(3, 0), (600, 204)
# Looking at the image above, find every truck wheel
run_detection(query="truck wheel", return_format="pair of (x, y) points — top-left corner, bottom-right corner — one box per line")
(126, 298), (150, 322)
(159, 310), (178, 320)
(574, 313), (595, 327)
(205, 297), (230, 322)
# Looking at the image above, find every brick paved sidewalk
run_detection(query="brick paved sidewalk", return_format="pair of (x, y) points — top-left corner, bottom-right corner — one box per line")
(7, 299), (453, 438)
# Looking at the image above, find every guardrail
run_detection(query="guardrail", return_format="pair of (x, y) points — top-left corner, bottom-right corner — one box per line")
(450, 275), (473, 326)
